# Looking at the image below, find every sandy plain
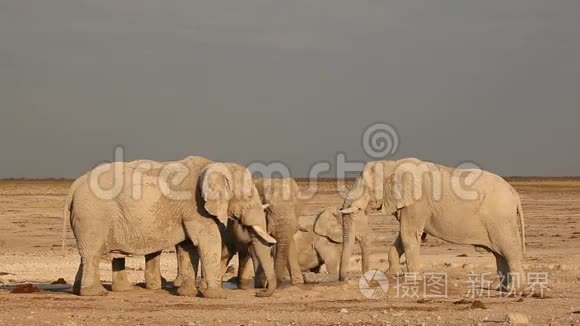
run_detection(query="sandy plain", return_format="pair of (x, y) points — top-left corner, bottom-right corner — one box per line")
(0, 179), (579, 325)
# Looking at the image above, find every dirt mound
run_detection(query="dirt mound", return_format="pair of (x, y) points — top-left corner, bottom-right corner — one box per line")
(50, 278), (68, 285)
(469, 300), (487, 309)
(10, 283), (40, 293)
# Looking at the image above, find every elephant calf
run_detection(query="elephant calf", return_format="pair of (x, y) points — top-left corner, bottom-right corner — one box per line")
(294, 207), (372, 282)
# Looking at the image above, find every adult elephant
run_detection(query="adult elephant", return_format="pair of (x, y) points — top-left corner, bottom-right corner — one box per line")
(169, 178), (303, 292)
(253, 178), (304, 287)
(63, 156), (277, 298)
(339, 158), (526, 290)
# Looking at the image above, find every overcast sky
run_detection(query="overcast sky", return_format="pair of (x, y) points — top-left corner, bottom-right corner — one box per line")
(1, 0), (579, 178)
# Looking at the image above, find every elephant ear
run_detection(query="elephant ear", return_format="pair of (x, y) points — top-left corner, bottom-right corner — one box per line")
(290, 179), (304, 218)
(314, 208), (343, 243)
(200, 163), (233, 225)
(383, 162), (424, 212)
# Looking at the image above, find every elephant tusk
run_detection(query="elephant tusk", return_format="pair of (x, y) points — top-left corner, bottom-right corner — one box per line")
(251, 225), (277, 244)
(340, 207), (358, 214)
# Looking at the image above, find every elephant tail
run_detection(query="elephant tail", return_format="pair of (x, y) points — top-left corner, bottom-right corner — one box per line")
(516, 194), (526, 257)
(61, 176), (83, 255)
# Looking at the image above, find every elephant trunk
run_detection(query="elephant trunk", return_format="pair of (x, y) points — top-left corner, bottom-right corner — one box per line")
(339, 213), (355, 281)
(251, 237), (277, 297)
(271, 214), (292, 286)
(268, 207), (296, 286)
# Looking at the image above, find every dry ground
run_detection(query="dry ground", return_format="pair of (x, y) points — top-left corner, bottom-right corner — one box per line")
(0, 179), (579, 325)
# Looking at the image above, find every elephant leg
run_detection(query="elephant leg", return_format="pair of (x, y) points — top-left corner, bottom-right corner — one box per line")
(145, 251), (162, 290)
(399, 209), (423, 275)
(78, 254), (107, 296)
(176, 241), (199, 296)
(73, 261), (83, 294)
(504, 253), (526, 293)
(315, 242), (339, 281)
(320, 254), (339, 282)
(238, 247), (253, 289)
(499, 248), (526, 292)
(288, 239), (304, 285)
(173, 244), (183, 288)
(184, 221), (225, 299)
(488, 218), (526, 292)
(218, 241), (234, 281)
(491, 252), (510, 291)
(387, 235), (404, 276)
(111, 258), (133, 292)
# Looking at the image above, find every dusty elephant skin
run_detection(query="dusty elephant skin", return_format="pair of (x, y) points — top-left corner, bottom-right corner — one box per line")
(64, 156), (276, 298)
(340, 158), (527, 291)
(295, 207), (372, 281)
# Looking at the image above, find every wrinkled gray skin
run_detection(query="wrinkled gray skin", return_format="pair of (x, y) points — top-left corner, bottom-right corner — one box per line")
(340, 158), (526, 290)
(64, 156), (277, 298)
(295, 207), (371, 281)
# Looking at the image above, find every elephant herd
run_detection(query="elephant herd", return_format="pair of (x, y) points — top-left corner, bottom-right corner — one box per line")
(64, 156), (526, 298)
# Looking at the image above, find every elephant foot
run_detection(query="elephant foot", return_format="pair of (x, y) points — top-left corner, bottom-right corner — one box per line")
(145, 276), (167, 290)
(490, 277), (505, 292)
(173, 275), (183, 288)
(255, 288), (275, 298)
(238, 278), (252, 290)
(177, 281), (198, 297)
(201, 288), (226, 299)
(291, 275), (305, 286)
(254, 277), (267, 289)
(277, 281), (293, 289)
(386, 268), (404, 278)
(146, 280), (162, 290)
(111, 281), (134, 292)
(490, 277), (524, 295)
(72, 281), (81, 295)
(79, 284), (108, 296)
(324, 273), (339, 283)
(196, 278), (209, 291)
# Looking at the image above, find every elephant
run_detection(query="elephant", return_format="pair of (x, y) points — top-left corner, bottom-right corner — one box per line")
(339, 157), (526, 290)
(295, 207), (372, 281)
(150, 177), (304, 294)
(63, 156), (277, 298)
(252, 177), (304, 287)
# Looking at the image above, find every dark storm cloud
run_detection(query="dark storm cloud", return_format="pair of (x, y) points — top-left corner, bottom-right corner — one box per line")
(1, 0), (579, 177)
